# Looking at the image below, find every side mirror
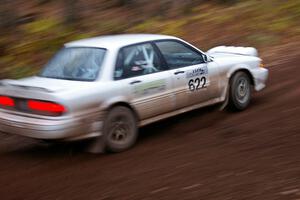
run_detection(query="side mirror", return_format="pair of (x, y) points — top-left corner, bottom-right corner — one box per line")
(202, 54), (213, 63)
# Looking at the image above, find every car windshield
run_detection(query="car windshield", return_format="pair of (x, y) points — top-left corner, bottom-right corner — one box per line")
(40, 47), (106, 81)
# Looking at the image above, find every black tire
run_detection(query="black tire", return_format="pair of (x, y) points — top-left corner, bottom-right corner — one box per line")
(103, 106), (138, 153)
(228, 71), (252, 111)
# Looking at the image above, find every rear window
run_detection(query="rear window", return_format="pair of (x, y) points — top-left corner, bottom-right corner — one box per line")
(40, 47), (106, 81)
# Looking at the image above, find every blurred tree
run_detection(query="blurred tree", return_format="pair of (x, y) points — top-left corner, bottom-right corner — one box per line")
(217, 0), (238, 4)
(159, 0), (196, 17)
(0, 0), (17, 30)
(159, 0), (172, 17)
(117, 0), (135, 7)
(63, 0), (80, 25)
(37, 0), (52, 5)
(182, 0), (195, 14)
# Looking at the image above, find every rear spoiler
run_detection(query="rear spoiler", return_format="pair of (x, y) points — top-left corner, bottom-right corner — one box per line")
(207, 46), (258, 57)
(0, 79), (53, 93)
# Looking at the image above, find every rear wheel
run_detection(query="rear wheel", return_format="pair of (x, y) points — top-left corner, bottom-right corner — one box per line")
(103, 106), (138, 153)
(228, 71), (252, 111)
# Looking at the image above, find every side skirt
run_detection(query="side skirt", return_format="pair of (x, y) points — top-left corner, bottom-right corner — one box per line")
(139, 97), (225, 127)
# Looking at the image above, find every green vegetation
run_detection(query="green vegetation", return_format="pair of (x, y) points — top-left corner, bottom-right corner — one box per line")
(0, 0), (299, 79)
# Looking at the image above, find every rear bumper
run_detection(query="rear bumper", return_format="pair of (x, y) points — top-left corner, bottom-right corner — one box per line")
(0, 110), (103, 140)
(252, 67), (269, 91)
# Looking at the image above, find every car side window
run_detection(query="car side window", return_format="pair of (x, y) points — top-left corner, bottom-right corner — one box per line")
(114, 43), (163, 80)
(155, 40), (205, 69)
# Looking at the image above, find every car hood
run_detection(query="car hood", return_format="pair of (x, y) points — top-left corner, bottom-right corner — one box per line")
(0, 76), (94, 93)
(206, 52), (261, 71)
(207, 46), (258, 57)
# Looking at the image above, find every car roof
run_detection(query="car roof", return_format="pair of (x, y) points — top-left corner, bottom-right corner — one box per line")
(64, 34), (178, 49)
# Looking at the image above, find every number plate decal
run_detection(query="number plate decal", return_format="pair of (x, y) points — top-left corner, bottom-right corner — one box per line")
(186, 66), (209, 92)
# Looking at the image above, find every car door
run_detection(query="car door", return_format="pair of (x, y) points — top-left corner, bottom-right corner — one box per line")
(154, 40), (220, 108)
(114, 42), (175, 120)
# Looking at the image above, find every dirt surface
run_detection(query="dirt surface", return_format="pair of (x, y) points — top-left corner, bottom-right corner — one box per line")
(0, 57), (299, 200)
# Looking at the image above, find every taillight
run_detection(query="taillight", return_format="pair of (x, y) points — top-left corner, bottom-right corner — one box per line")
(28, 100), (66, 115)
(0, 96), (15, 107)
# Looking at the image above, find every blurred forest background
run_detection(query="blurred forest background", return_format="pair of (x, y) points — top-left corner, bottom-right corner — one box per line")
(0, 0), (299, 79)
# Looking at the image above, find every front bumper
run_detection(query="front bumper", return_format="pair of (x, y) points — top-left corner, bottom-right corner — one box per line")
(0, 110), (103, 140)
(252, 67), (269, 91)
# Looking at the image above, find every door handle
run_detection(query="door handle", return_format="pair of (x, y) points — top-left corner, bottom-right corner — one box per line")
(130, 80), (142, 85)
(174, 71), (185, 75)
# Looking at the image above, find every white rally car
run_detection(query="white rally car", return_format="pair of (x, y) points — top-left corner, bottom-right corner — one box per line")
(0, 34), (268, 152)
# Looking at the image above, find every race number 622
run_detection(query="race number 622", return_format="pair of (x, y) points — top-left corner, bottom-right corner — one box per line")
(188, 77), (206, 92)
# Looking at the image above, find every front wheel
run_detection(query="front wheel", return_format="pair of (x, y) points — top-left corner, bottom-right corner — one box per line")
(228, 71), (252, 111)
(103, 106), (138, 153)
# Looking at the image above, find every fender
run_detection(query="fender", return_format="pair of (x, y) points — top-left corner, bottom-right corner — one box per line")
(100, 96), (130, 110)
(217, 64), (255, 110)
(100, 96), (140, 120)
(227, 64), (255, 86)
